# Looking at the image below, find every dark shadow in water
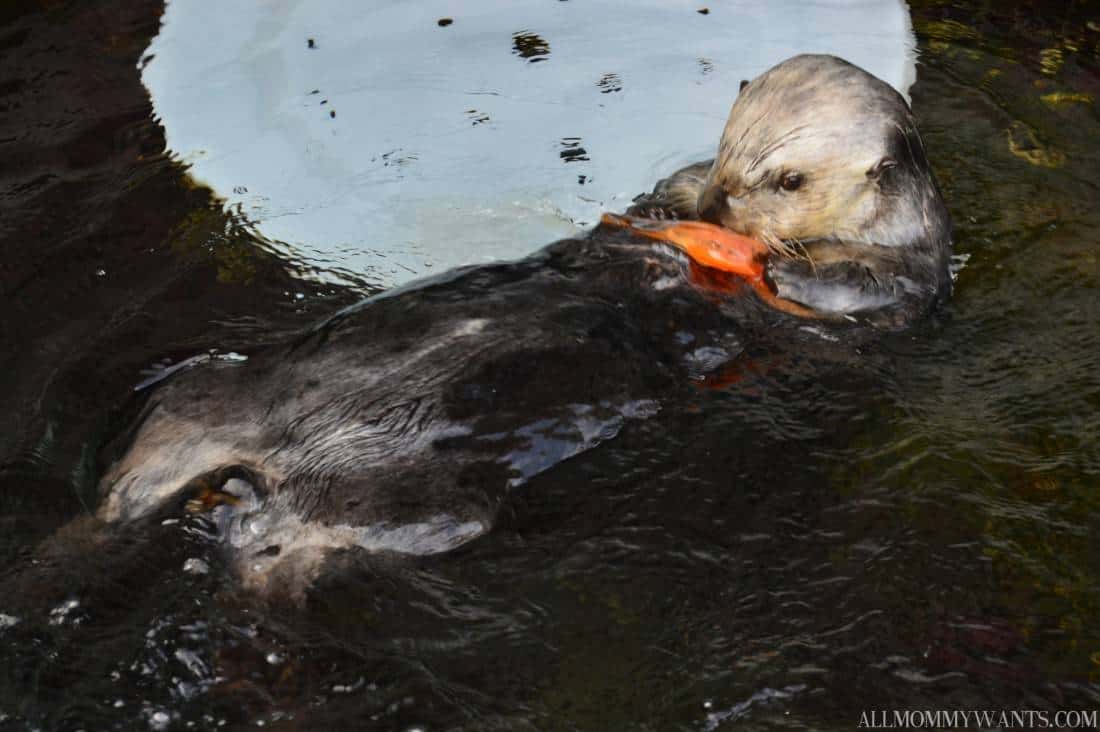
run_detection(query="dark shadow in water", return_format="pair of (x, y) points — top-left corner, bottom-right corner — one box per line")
(558, 137), (590, 163)
(512, 30), (551, 63)
(597, 72), (623, 94)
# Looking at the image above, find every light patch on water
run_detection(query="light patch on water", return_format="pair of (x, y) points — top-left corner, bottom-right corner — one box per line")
(703, 684), (807, 730)
(950, 251), (971, 281)
(0, 613), (20, 631)
(173, 648), (211, 683)
(148, 709), (171, 731)
(48, 598), (83, 626)
(141, 0), (916, 290)
(500, 399), (659, 487)
(332, 677), (366, 694)
(182, 558), (210, 575)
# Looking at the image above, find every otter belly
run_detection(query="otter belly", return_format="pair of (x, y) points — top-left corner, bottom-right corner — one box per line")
(96, 234), (742, 598)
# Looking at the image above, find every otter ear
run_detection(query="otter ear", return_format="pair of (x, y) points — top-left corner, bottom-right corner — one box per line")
(866, 157), (897, 181)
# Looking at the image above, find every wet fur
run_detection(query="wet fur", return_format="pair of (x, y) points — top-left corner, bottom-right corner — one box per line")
(630, 55), (953, 318)
(90, 233), (783, 601)
(9, 56), (954, 604)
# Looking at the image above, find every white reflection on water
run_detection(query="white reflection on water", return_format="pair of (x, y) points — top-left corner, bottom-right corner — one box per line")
(142, 0), (916, 290)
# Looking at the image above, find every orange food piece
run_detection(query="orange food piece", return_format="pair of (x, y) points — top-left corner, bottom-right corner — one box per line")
(600, 212), (820, 319)
(600, 213), (767, 281)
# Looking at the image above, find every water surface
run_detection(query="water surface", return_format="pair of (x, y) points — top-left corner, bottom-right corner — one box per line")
(141, 0), (916, 290)
(1, 1), (1099, 729)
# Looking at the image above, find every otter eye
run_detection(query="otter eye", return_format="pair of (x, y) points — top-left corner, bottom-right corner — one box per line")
(779, 172), (804, 192)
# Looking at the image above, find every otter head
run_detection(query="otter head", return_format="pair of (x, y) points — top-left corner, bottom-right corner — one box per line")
(698, 55), (951, 279)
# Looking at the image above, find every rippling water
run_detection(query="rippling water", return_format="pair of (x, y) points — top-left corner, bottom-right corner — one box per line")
(1, 1), (1099, 730)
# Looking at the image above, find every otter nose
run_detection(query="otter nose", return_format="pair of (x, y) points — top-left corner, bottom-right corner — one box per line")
(699, 185), (751, 227)
(697, 185), (728, 225)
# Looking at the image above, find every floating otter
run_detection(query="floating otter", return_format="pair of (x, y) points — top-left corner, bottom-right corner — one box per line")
(32, 55), (953, 602)
(629, 54), (952, 323)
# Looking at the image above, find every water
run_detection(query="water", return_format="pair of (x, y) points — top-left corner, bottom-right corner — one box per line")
(2, 1), (1099, 729)
(140, 0), (916, 291)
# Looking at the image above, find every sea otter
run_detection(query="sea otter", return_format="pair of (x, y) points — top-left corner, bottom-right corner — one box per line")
(629, 54), (953, 324)
(20, 55), (953, 603)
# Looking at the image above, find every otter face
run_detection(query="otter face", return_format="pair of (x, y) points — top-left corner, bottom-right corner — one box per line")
(698, 55), (931, 254)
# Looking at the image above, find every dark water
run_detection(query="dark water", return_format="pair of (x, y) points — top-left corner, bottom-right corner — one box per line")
(2, 1), (1099, 729)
